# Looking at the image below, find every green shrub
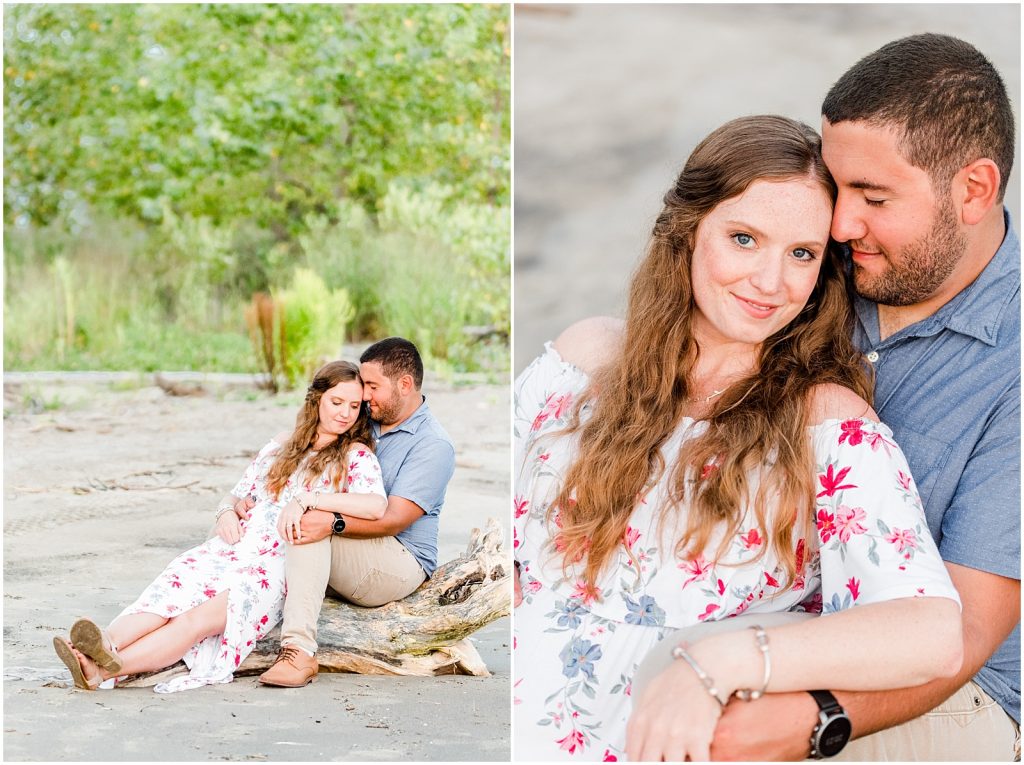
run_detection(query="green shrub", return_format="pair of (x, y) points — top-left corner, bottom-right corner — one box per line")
(272, 268), (354, 388)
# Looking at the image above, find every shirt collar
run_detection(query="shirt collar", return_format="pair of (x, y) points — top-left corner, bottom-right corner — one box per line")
(371, 396), (430, 438)
(855, 208), (1020, 347)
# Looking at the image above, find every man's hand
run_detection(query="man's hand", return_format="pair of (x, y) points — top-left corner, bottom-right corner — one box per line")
(711, 692), (819, 761)
(232, 494), (255, 520)
(294, 508), (334, 545)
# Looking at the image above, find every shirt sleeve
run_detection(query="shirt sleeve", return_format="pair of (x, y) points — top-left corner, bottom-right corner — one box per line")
(344, 447), (387, 499)
(937, 387), (1020, 579)
(387, 436), (455, 517)
(229, 439), (279, 498)
(513, 342), (590, 561)
(811, 419), (962, 614)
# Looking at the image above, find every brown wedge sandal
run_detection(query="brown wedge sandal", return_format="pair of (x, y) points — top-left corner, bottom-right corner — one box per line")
(53, 637), (100, 691)
(70, 618), (124, 674)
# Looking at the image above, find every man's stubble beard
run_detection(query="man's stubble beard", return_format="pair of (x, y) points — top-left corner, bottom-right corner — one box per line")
(372, 389), (404, 426)
(853, 197), (968, 306)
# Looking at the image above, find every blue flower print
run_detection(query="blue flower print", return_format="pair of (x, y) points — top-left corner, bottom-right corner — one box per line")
(559, 637), (602, 680)
(623, 594), (666, 626)
(555, 598), (586, 629)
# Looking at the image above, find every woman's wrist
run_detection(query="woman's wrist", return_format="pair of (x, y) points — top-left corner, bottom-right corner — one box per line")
(687, 630), (762, 699)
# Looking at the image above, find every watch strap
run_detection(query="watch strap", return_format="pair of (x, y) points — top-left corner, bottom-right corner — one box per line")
(808, 689), (843, 715)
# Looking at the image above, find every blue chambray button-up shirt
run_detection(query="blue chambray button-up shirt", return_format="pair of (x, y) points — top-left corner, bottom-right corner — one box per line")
(371, 397), (455, 577)
(852, 209), (1021, 723)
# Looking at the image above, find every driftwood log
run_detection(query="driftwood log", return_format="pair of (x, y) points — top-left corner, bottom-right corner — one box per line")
(120, 517), (509, 687)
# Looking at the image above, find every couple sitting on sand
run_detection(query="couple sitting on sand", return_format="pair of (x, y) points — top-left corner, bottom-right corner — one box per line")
(54, 337), (455, 693)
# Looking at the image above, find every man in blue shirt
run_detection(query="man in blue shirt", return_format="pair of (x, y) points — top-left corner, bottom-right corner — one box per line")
(259, 337), (455, 687)
(710, 34), (1020, 760)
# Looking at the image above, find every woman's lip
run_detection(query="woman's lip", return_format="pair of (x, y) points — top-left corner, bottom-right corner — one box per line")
(732, 293), (779, 315)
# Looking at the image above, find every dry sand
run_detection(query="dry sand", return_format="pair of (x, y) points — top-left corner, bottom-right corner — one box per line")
(2, 368), (510, 761)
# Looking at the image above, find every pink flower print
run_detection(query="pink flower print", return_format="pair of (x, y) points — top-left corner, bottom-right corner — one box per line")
(816, 509), (837, 544)
(700, 462), (718, 480)
(795, 538), (806, 572)
(863, 431), (893, 453)
(260, 578), (270, 590)
(544, 392), (574, 420)
(556, 730), (586, 755)
(203, 588), (218, 599)
(717, 578), (726, 596)
(885, 527), (919, 553)
(530, 411), (550, 432)
(739, 528), (762, 550)
(170, 579), (183, 589)
(357, 449), (367, 457)
(513, 527), (520, 549)
(764, 571), (780, 588)
(846, 577), (861, 601)
(897, 471), (913, 490)
(603, 750), (619, 762)
(571, 579), (601, 605)
(838, 419), (865, 446)
(513, 496), (529, 519)
(234, 652), (241, 667)
(538, 451), (551, 463)
(623, 526), (641, 549)
(679, 554), (713, 587)
(835, 505), (868, 543)
(817, 464), (857, 498)
(524, 580), (541, 595)
(697, 603), (720, 621)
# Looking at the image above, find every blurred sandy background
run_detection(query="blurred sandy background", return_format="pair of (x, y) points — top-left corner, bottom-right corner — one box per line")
(514, 3), (1021, 373)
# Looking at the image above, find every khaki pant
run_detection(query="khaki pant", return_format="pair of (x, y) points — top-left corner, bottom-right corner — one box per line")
(280, 534), (426, 654)
(834, 680), (1019, 762)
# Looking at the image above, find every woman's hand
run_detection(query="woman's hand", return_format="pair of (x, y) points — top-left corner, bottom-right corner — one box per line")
(277, 498), (306, 544)
(216, 510), (243, 545)
(626, 655), (724, 762)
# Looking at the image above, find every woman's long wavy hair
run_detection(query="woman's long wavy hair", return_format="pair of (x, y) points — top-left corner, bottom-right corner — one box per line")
(551, 115), (873, 592)
(265, 360), (374, 500)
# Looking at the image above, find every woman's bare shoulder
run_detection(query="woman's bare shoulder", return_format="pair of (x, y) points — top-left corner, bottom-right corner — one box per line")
(807, 383), (879, 425)
(552, 316), (625, 376)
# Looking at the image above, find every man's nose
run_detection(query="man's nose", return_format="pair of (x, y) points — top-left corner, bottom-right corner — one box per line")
(831, 195), (867, 243)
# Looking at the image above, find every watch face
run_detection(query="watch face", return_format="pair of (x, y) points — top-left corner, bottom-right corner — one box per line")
(818, 715), (853, 757)
(332, 517), (346, 534)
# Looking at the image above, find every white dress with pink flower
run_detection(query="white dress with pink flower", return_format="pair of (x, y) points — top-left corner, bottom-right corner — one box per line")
(513, 344), (960, 761)
(119, 440), (385, 693)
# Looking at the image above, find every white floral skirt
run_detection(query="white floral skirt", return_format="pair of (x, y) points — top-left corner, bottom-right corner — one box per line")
(514, 579), (671, 762)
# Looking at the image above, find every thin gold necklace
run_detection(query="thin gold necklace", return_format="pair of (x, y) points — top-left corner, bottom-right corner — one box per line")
(684, 388), (726, 404)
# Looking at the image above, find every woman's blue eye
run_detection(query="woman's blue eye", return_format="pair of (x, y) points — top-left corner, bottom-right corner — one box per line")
(732, 233), (755, 247)
(793, 248), (816, 261)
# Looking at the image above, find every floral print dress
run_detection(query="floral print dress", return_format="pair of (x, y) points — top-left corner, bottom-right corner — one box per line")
(119, 439), (385, 693)
(513, 344), (961, 761)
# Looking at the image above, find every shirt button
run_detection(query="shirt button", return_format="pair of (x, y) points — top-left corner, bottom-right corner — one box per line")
(866, 351), (879, 363)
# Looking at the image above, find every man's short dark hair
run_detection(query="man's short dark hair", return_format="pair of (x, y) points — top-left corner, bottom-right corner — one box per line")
(822, 33), (1015, 200)
(360, 337), (424, 390)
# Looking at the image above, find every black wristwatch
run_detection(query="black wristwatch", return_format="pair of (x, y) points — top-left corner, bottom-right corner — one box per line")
(808, 689), (852, 759)
(331, 512), (346, 535)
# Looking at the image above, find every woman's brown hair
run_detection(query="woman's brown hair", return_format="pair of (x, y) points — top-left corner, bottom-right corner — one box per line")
(265, 360), (374, 499)
(551, 115), (872, 592)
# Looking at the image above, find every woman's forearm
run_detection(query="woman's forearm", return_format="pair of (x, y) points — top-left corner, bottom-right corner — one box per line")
(298, 490), (387, 520)
(690, 597), (963, 698)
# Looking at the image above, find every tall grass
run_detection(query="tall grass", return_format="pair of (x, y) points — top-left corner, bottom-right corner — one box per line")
(4, 188), (509, 377)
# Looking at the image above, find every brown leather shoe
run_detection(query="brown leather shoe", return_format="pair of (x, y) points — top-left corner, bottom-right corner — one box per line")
(258, 645), (318, 687)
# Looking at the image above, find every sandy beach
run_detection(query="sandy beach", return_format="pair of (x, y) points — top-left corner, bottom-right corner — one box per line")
(2, 367), (510, 761)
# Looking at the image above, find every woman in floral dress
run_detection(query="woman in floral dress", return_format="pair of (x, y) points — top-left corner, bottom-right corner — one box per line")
(512, 117), (963, 761)
(54, 360), (387, 693)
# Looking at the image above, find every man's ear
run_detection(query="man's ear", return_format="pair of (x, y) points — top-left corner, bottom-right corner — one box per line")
(398, 373), (415, 396)
(956, 158), (1001, 226)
